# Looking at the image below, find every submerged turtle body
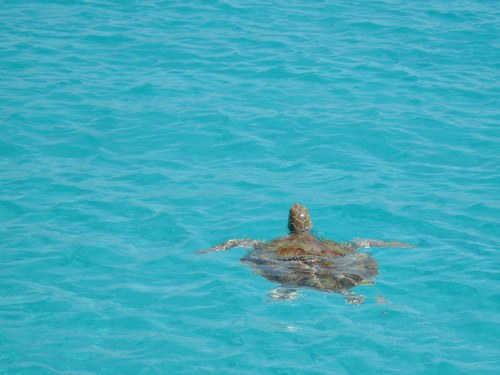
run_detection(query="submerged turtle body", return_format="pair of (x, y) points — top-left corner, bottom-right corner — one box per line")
(241, 247), (378, 296)
(197, 203), (414, 303)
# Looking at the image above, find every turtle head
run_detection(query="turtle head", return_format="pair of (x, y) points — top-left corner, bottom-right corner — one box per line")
(288, 203), (313, 234)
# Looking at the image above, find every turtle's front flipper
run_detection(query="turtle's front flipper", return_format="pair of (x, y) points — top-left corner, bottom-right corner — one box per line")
(351, 239), (415, 249)
(196, 238), (264, 254)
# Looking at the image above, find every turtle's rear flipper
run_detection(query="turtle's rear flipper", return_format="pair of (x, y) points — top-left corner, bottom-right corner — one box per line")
(196, 238), (264, 254)
(267, 287), (303, 301)
(342, 291), (365, 305)
(351, 239), (415, 249)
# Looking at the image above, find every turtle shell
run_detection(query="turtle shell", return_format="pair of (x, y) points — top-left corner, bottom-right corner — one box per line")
(241, 232), (379, 293)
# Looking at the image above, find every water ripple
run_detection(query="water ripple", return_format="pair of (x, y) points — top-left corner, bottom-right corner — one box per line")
(1, 0), (499, 373)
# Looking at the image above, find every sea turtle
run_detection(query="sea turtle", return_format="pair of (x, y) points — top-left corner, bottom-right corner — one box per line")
(197, 203), (414, 304)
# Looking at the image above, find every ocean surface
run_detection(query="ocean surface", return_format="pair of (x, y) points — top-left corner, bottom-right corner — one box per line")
(1, 0), (499, 374)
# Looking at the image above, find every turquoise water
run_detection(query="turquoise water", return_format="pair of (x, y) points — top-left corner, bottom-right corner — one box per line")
(1, 0), (499, 373)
